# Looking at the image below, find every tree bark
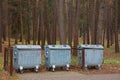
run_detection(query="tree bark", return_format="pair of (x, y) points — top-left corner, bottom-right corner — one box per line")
(106, 0), (111, 48)
(44, 0), (51, 44)
(91, 0), (97, 44)
(0, 0), (2, 52)
(19, 0), (24, 44)
(96, 0), (105, 44)
(38, 0), (41, 45)
(73, 0), (80, 55)
(58, 0), (66, 45)
(2, 0), (8, 41)
(33, 0), (39, 45)
(52, 0), (57, 45)
(68, 0), (73, 46)
(41, 0), (45, 49)
(114, 0), (119, 53)
(27, 0), (31, 44)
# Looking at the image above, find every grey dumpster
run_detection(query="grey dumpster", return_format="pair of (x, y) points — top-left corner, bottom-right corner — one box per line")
(45, 45), (71, 71)
(78, 44), (104, 70)
(13, 45), (41, 73)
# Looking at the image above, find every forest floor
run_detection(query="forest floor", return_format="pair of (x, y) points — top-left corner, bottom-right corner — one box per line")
(0, 40), (120, 80)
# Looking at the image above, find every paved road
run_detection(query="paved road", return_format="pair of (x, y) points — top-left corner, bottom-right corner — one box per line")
(18, 71), (120, 80)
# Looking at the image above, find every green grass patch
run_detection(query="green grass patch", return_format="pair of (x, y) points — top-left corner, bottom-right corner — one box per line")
(104, 59), (120, 64)
(71, 56), (78, 65)
(104, 46), (115, 53)
(0, 56), (4, 72)
(0, 56), (18, 80)
(41, 55), (45, 65)
(71, 56), (120, 64)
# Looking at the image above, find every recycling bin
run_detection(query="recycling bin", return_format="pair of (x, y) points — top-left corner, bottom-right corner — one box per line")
(45, 45), (71, 71)
(78, 44), (104, 70)
(13, 45), (41, 73)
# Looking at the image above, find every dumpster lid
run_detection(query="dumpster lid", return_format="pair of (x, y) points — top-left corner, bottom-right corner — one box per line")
(78, 44), (103, 49)
(45, 45), (71, 49)
(14, 45), (41, 49)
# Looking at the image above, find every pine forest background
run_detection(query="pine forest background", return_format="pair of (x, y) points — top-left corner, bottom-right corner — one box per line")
(0, 0), (120, 54)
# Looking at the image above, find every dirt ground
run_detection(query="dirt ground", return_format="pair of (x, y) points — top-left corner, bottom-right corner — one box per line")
(18, 71), (120, 80)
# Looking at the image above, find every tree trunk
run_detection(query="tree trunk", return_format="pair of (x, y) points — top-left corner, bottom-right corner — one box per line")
(27, 0), (31, 44)
(38, 0), (42, 45)
(91, 0), (97, 44)
(2, 0), (8, 41)
(44, 0), (51, 44)
(114, 0), (119, 53)
(15, 16), (19, 44)
(110, 7), (114, 46)
(52, 0), (57, 45)
(73, 0), (80, 55)
(33, 0), (39, 45)
(96, 0), (104, 44)
(19, 0), (24, 44)
(83, 0), (86, 44)
(68, 0), (73, 46)
(58, 0), (66, 45)
(83, 0), (90, 44)
(41, 0), (45, 49)
(0, 1), (2, 52)
(106, 0), (111, 48)
(87, 0), (90, 44)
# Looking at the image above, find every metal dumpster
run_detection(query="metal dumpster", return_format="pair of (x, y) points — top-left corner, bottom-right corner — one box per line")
(13, 45), (41, 73)
(45, 45), (71, 71)
(78, 44), (104, 70)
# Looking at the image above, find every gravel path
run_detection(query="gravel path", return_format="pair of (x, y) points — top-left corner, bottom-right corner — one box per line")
(18, 71), (120, 80)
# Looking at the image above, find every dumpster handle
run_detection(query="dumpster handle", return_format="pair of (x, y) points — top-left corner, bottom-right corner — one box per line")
(45, 52), (48, 58)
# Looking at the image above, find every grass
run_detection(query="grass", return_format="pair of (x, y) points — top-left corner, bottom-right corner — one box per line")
(104, 46), (115, 53)
(71, 56), (78, 65)
(104, 59), (120, 64)
(71, 55), (120, 64)
(41, 54), (45, 65)
(0, 56), (4, 72)
(0, 56), (18, 80)
(104, 45), (120, 64)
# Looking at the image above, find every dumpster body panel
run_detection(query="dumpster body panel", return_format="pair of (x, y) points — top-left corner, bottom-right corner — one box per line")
(13, 45), (41, 73)
(78, 45), (104, 70)
(45, 45), (71, 71)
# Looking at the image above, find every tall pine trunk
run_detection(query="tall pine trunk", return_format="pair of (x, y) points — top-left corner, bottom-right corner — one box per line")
(19, 0), (24, 44)
(73, 0), (80, 55)
(27, 0), (31, 44)
(0, 1), (2, 52)
(114, 0), (119, 53)
(58, 0), (66, 45)
(91, 0), (97, 44)
(2, 0), (8, 41)
(52, 0), (57, 45)
(68, 0), (73, 46)
(96, 0), (104, 44)
(38, 0), (41, 45)
(33, 0), (39, 45)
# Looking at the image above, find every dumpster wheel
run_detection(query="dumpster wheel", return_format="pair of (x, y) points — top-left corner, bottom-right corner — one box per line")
(46, 67), (51, 71)
(35, 68), (39, 73)
(52, 68), (55, 72)
(20, 69), (24, 74)
(15, 69), (20, 73)
(52, 65), (55, 72)
(66, 67), (69, 71)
